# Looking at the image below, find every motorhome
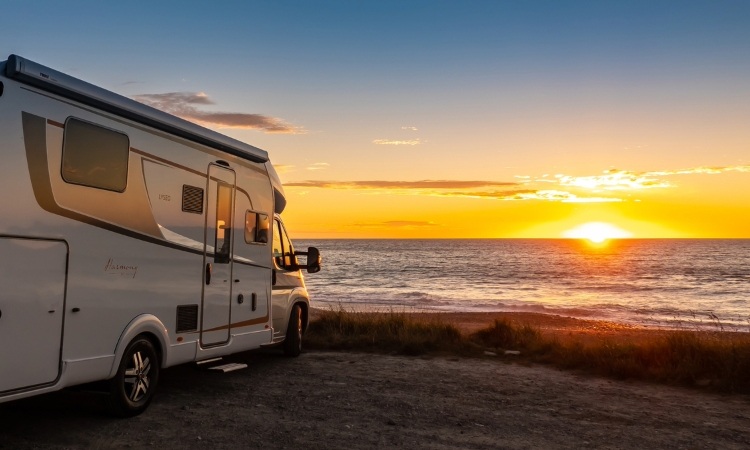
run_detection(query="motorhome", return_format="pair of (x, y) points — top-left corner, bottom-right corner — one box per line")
(0, 54), (321, 416)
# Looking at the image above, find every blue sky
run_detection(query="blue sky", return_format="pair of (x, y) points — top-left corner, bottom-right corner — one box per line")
(3, 1), (750, 237)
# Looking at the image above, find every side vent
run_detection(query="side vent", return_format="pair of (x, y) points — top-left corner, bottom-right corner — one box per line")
(182, 185), (204, 214)
(176, 304), (199, 333)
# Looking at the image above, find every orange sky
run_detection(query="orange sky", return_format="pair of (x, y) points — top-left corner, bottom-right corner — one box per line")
(12, 2), (747, 239)
(275, 164), (750, 239)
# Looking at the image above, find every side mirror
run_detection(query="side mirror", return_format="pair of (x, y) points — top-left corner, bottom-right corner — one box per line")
(293, 246), (321, 273)
(307, 247), (321, 273)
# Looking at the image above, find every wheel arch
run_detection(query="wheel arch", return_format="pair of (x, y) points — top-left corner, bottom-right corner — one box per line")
(289, 289), (310, 333)
(107, 314), (169, 379)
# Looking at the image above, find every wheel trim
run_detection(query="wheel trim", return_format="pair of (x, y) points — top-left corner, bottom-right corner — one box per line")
(123, 350), (151, 402)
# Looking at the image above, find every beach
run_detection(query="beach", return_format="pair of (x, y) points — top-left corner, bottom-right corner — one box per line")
(2, 311), (749, 449)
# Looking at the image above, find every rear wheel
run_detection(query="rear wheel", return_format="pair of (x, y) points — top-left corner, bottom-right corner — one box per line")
(108, 336), (160, 417)
(283, 304), (303, 357)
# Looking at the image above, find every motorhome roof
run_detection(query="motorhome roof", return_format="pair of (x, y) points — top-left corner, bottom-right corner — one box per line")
(4, 54), (269, 164)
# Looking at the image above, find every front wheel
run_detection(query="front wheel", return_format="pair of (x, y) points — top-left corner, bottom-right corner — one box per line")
(283, 304), (303, 357)
(108, 337), (160, 417)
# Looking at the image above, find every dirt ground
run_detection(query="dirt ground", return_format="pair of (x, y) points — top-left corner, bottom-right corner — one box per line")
(1, 349), (749, 449)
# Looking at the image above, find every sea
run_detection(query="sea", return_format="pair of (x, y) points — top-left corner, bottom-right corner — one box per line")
(296, 239), (750, 331)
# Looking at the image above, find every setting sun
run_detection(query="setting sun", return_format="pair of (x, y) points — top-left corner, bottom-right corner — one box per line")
(562, 222), (633, 243)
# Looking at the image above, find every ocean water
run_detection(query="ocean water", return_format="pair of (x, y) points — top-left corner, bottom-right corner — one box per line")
(296, 239), (750, 330)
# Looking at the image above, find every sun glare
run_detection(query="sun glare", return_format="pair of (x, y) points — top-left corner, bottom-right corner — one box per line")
(562, 222), (633, 243)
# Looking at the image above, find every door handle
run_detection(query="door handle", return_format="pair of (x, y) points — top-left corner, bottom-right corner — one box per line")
(206, 263), (212, 285)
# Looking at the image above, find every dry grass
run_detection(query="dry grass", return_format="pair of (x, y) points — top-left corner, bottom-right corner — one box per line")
(306, 308), (750, 393)
(305, 307), (467, 356)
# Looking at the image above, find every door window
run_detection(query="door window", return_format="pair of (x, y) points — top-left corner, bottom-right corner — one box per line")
(214, 182), (233, 264)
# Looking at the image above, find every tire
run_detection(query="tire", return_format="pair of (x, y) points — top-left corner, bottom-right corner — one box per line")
(283, 304), (303, 357)
(108, 336), (160, 417)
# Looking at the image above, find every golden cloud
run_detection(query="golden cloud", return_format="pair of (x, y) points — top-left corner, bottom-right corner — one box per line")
(372, 139), (421, 146)
(133, 92), (304, 134)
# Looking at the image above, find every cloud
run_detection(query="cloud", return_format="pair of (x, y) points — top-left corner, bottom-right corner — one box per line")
(273, 164), (295, 174)
(543, 165), (750, 192)
(401, 126), (418, 131)
(306, 163), (330, 171)
(133, 92), (303, 134)
(645, 165), (750, 176)
(372, 139), (421, 146)
(283, 180), (520, 189)
(353, 221), (439, 228)
(283, 179), (623, 203)
(555, 169), (670, 191)
(433, 189), (623, 203)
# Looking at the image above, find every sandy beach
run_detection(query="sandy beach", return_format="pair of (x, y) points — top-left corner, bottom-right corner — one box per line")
(2, 311), (749, 449)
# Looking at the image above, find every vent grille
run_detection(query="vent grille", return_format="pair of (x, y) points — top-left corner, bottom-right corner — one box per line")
(182, 185), (204, 214)
(176, 304), (199, 333)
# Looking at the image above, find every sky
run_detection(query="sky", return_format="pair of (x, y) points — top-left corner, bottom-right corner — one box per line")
(2, 1), (749, 238)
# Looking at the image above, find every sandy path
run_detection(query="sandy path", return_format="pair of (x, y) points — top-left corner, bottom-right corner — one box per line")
(1, 350), (749, 449)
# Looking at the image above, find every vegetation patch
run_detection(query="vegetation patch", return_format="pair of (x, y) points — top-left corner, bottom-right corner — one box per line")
(306, 308), (750, 393)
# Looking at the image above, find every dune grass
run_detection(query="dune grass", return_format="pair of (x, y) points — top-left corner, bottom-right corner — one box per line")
(305, 307), (467, 355)
(305, 308), (750, 393)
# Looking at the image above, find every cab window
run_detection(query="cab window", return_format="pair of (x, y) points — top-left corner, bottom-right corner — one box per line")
(272, 219), (297, 269)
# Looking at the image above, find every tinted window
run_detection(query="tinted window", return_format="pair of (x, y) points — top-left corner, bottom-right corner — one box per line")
(62, 118), (129, 192)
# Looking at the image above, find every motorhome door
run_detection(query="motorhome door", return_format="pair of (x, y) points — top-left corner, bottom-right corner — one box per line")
(0, 238), (67, 393)
(200, 164), (236, 347)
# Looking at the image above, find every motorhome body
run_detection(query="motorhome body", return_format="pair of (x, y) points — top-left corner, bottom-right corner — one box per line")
(0, 55), (320, 415)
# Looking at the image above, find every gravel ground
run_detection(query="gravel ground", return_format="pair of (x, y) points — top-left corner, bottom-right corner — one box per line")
(1, 350), (749, 449)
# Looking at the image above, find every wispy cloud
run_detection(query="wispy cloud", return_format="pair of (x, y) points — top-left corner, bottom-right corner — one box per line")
(284, 180), (520, 189)
(556, 170), (670, 190)
(273, 164), (295, 174)
(432, 189), (622, 202)
(353, 220), (439, 228)
(645, 165), (750, 176)
(372, 138), (421, 146)
(283, 179), (624, 203)
(133, 92), (304, 134)
(540, 165), (750, 192)
(283, 163), (747, 205)
(401, 126), (418, 131)
(306, 162), (330, 171)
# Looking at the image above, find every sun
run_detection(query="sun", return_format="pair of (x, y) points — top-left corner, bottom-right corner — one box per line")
(562, 222), (633, 243)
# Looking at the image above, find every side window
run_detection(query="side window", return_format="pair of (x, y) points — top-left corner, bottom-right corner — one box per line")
(280, 224), (295, 267)
(272, 219), (297, 269)
(244, 211), (269, 244)
(214, 182), (233, 264)
(62, 117), (129, 192)
(272, 220), (283, 265)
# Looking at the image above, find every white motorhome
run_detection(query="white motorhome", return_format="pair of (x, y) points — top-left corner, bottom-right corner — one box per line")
(0, 55), (321, 416)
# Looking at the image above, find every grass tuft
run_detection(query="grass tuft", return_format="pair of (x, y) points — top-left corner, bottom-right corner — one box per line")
(306, 308), (750, 393)
(305, 307), (465, 356)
